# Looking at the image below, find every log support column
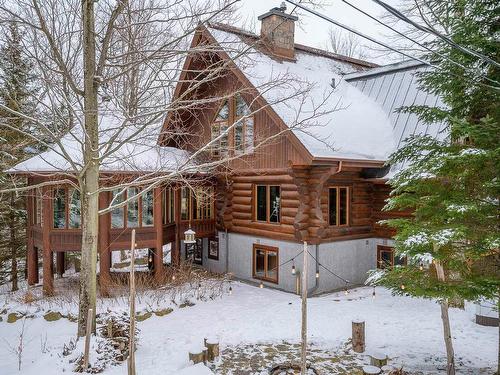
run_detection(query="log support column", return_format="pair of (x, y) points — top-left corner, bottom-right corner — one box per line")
(98, 191), (111, 296)
(27, 245), (39, 285)
(42, 186), (54, 296)
(153, 187), (163, 282)
(56, 251), (65, 277)
(173, 185), (181, 266)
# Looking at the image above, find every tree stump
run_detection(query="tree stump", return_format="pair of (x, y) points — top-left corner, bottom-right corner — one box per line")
(370, 352), (388, 367)
(189, 346), (206, 364)
(204, 338), (219, 361)
(352, 320), (365, 353)
(363, 365), (381, 375)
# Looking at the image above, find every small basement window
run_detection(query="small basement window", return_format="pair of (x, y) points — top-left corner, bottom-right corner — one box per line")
(377, 245), (407, 269)
(328, 186), (349, 226)
(253, 244), (279, 283)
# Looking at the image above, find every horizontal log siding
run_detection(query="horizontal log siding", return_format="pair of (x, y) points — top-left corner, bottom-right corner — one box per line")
(372, 184), (411, 238)
(319, 171), (374, 241)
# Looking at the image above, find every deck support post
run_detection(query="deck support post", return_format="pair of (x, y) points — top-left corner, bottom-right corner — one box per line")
(27, 245), (38, 285)
(56, 251), (65, 277)
(99, 191), (111, 296)
(153, 187), (163, 283)
(42, 186), (54, 296)
(173, 185), (181, 266)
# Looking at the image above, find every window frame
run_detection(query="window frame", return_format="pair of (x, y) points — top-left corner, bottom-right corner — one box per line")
(180, 186), (215, 222)
(252, 244), (279, 284)
(233, 94), (254, 154)
(110, 188), (154, 229)
(253, 184), (281, 224)
(210, 100), (229, 157)
(377, 245), (407, 269)
(328, 186), (350, 227)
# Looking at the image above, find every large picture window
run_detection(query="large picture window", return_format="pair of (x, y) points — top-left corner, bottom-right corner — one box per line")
(162, 188), (175, 224)
(52, 187), (81, 229)
(111, 188), (154, 229)
(253, 244), (278, 283)
(328, 187), (349, 226)
(180, 186), (214, 221)
(254, 185), (280, 223)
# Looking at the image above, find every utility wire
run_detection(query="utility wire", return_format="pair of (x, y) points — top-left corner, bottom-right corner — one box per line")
(284, 0), (499, 90)
(370, 0), (500, 69)
(340, 0), (499, 86)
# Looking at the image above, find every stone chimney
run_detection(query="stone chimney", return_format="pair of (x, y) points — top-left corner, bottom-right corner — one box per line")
(258, 2), (298, 59)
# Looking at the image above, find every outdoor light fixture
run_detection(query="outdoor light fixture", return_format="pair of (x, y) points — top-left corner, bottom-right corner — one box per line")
(184, 227), (196, 244)
(291, 264), (296, 275)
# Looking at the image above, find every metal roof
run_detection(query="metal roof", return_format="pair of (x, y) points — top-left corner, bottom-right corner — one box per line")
(345, 60), (447, 151)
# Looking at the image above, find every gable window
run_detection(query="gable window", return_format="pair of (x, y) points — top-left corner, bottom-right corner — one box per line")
(377, 245), (407, 269)
(328, 187), (349, 226)
(211, 100), (229, 157)
(255, 185), (280, 223)
(253, 244), (278, 283)
(234, 94), (254, 153)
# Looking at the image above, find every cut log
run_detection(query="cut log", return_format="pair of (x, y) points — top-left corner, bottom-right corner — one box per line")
(370, 352), (388, 367)
(363, 365), (381, 375)
(188, 346), (206, 364)
(352, 320), (365, 353)
(204, 338), (219, 361)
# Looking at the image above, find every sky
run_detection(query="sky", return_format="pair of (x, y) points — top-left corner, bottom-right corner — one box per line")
(235, 0), (403, 64)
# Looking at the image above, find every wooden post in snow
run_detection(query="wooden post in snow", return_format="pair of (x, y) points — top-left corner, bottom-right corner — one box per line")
(300, 241), (308, 375)
(83, 308), (93, 370)
(128, 229), (136, 375)
(352, 320), (365, 353)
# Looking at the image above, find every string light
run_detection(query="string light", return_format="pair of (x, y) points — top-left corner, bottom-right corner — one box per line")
(401, 284), (405, 290)
(419, 262), (424, 271)
(292, 263), (296, 275)
(372, 286), (376, 299)
(315, 270), (320, 279)
(259, 281), (264, 289)
(229, 286), (232, 295)
(172, 275), (176, 281)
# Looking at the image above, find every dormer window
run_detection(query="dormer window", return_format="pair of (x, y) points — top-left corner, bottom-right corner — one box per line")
(211, 94), (254, 156)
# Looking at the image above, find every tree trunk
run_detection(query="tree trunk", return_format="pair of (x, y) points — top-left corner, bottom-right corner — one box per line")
(435, 260), (455, 375)
(77, 0), (100, 337)
(10, 192), (18, 292)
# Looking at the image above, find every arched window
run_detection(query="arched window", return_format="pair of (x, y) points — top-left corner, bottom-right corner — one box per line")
(234, 94), (254, 153)
(211, 100), (229, 157)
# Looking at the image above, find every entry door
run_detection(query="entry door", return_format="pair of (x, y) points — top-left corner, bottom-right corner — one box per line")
(185, 238), (203, 265)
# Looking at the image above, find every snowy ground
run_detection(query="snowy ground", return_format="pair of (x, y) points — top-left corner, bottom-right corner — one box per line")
(0, 276), (497, 374)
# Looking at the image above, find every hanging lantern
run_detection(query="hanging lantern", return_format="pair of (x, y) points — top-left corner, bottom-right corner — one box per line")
(184, 227), (196, 244)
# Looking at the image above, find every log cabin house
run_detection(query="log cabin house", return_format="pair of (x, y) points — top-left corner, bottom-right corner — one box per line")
(11, 5), (445, 296)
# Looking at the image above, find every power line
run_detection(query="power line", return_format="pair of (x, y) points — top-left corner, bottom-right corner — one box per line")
(340, 0), (499, 86)
(370, 0), (500, 69)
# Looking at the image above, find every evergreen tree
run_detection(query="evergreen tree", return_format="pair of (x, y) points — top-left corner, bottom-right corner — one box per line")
(0, 21), (40, 291)
(371, 1), (500, 374)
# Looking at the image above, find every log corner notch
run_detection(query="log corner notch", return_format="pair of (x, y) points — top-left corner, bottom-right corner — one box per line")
(289, 165), (310, 242)
(308, 163), (341, 242)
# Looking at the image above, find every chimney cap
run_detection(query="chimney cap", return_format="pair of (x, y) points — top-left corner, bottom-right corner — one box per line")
(258, 3), (299, 21)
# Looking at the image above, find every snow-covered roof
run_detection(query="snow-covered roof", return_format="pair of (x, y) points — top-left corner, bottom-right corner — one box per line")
(207, 24), (396, 161)
(10, 106), (193, 174)
(205, 24), (445, 163)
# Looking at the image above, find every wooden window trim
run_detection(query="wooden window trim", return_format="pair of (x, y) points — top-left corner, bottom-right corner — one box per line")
(252, 244), (279, 284)
(234, 94), (254, 155)
(180, 186), (215, 222)
(328, 186), (350, 227)
(377, 245), (407, 269)
(253, 184), (281, 224)
(111, 188), (154, 229)
(211, 100), (230, 157)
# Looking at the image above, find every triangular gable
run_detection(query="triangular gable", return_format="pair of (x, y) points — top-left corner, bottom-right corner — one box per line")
(157, 23), (314, 165)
